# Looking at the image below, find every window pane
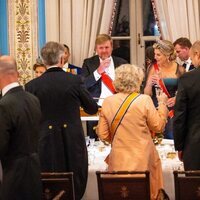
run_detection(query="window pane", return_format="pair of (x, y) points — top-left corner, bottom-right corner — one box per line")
(145, 40), (156, 49)
(112, 39), (130, 63)
(111, 0), (130, 36)
(143, 0), (160, 36)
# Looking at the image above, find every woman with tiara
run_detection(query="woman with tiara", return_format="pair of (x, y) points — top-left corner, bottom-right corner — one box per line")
(144, 40), (185, 139)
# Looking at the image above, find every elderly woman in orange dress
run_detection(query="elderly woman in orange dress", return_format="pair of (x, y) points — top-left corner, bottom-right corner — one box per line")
(144, 40), (185, 139)
(97, 64), (169, 200)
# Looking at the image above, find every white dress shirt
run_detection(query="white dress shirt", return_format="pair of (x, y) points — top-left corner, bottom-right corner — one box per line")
(93, 56), (115, 106)
(183, 58), (192, 72)
(62, 62), (69, 72)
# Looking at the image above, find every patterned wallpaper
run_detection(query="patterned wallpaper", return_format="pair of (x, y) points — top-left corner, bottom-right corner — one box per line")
(8, 0), (38, 85)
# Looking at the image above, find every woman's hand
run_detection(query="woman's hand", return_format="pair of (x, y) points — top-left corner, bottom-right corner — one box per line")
(151, 74), (160, 85)
(157, 91), (168, 106)
(167, 97), (176, 108)
(146, 74), (160, 87)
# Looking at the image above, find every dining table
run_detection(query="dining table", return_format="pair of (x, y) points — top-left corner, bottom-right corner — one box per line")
(82, 139), (184, 200)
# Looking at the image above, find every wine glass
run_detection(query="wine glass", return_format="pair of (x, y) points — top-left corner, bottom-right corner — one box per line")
(85, 136), (90, 147)
(89, 138), (95, 148)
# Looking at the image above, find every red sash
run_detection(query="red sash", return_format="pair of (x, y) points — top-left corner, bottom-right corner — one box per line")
(154, 64), (170, 98)
(101, 72), (116, 94)
(153, 63), (174, 118)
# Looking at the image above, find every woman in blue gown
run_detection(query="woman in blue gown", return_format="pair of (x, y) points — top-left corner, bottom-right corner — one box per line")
(144, 40), (185, 139)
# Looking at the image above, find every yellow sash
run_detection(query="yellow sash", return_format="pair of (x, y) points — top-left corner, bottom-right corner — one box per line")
(110, 92), (140, 142)
(104, 92), (140, 164)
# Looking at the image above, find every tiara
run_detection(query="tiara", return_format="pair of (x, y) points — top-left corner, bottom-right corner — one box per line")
(155, 40), (172, 51)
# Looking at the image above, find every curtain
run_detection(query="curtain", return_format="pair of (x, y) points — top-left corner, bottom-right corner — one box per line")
(153, 0), (200, 43)
(38, 0), (46, 53)
(45, 0), (60, 41)
(45, 0), (115, 66)
(0, 0), (8, 55)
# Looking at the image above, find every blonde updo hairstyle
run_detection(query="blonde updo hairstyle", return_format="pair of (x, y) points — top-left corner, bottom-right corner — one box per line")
(113, 64), (144, 94)
(153, 40), (177, 61)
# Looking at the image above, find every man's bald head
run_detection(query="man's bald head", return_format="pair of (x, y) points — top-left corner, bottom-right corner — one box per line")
(0, 56), (18, 89)
(0, 56), (17, 74)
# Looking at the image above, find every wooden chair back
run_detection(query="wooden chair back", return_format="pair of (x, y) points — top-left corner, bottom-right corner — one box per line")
(174, 170), (200, 200)
(41, 172), (75, 200)
(96, 170), (150, 200)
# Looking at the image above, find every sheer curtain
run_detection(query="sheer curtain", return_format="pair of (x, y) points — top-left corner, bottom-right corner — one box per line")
(153, 0), (200, 43)
(45, 0), (115, 66)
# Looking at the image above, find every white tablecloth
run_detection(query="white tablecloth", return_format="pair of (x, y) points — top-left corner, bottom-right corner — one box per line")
(156, 139), (184, 200)
(82, 139), (183, 200)
(81, 116), (99, 121)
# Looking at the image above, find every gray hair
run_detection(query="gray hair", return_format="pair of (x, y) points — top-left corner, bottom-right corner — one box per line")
(113, 64), (144, 94)
(41, 41), (65, 66)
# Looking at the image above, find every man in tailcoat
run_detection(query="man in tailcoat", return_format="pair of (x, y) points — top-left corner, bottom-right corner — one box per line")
(25, 41), (98, 200)
(0, 56), (42, 200)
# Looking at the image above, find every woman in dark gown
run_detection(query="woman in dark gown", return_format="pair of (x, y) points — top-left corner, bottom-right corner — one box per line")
(144, 40), (185, 139)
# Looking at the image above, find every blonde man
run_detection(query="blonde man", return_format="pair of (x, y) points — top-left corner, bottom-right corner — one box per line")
(82, 34), (127, 139)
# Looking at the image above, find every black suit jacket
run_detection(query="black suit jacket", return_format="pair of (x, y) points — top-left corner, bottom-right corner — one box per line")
(182, 63), (195, 71)
(25, 67), (98, 200)
(82, 55), (128, 98)
(0, 86), (42, 200)
(174, 68), (200, 170)
(188, 64), (195, 71)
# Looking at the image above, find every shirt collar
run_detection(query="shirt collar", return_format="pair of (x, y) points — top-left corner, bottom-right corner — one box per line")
(184, 58), (192, 65)
(2, 82), (20, 96)
(47, 65), (59, 69)
(63, 63), (69, 72)
(99, 56), (112, 63)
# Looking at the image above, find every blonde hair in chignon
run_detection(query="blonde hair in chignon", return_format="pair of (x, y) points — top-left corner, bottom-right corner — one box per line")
(153, 40), (177, 61)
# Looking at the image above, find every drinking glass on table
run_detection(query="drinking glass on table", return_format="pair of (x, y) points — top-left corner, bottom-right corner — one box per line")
(85, 136), (90, 147)
(88, 144), (95, 165)
(89, 138), (95, 148)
